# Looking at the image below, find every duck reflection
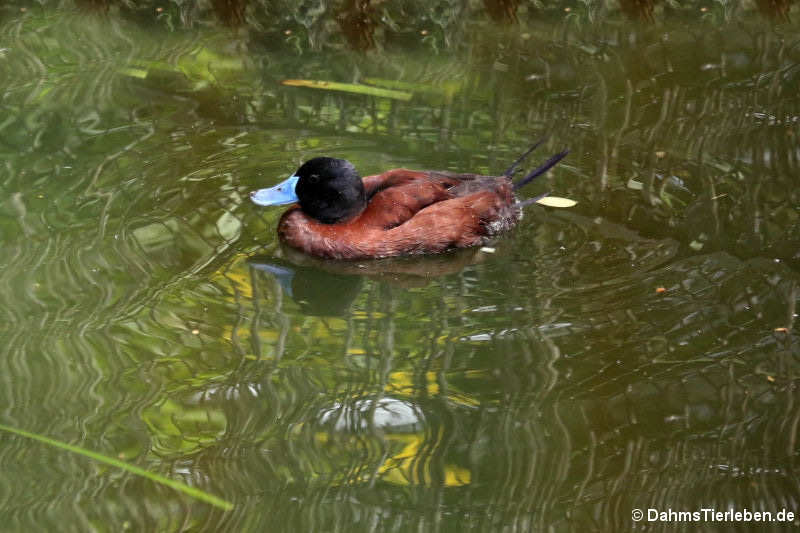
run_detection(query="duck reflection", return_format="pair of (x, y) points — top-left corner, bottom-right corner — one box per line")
(249, 257), (363, 316)
(248, 243), (488, 315)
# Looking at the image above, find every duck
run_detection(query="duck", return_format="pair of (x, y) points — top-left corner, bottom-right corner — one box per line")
(250, 141), (568, 260)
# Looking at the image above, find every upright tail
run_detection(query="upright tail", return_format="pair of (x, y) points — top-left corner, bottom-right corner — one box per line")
(512, 149), (569, 192)
(503, 138), (547, 177)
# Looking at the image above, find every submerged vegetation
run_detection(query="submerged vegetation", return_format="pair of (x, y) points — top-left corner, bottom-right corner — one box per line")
(3, 0), (799, 38)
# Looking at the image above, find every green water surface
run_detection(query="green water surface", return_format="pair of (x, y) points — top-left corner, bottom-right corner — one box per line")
(0, 1), (798, 531)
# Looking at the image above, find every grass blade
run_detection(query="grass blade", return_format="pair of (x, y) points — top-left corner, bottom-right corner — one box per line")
(281, 79), (413, 101)
(0, 421), (233, 511)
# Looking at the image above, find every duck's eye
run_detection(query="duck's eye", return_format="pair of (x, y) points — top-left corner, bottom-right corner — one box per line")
(308, 174), (320, 184)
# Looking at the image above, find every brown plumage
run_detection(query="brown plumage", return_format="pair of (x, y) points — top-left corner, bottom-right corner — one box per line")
(277, 170), (518, 259)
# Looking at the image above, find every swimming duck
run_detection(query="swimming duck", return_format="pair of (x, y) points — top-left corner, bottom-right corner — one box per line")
(250, 142), (568, 260)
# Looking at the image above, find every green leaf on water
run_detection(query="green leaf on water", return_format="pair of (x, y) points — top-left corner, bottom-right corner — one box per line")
(118, 67), (149, 79)
(361, 77), (461, 98)
(281, 79), (413, 101)
(535, 196), (578, 208)
(0, 421), (233, 511)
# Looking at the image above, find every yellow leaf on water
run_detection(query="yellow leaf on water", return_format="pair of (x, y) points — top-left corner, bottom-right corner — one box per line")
(535, 196), (578, 208)
(281, 79), (413, 101)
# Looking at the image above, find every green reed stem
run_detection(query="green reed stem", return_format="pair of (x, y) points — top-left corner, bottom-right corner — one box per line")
(0, 421), (233, 511)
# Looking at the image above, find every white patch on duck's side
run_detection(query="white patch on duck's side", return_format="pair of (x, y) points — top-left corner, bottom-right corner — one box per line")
(485, 206), (522, 236)
(485, 218), (503, 235)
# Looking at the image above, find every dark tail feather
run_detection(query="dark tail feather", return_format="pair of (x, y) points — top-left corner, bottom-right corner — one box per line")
(503, 138), (547, 177)
(512, 149), (569, 192)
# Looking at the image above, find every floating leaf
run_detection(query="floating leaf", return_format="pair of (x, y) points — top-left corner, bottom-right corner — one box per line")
(361, 77), (460, 99)
(0, 422), (233, 511)
(118, 67), (148, 79)
(535, 196), (578, 208)
(627, 178), (644, 190)
(281, 79), (413, 101)
(120, 47), (244, 89)
(178, 47), (243, 81)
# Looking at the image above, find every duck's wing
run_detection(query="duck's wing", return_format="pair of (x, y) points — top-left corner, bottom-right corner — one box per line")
(358, 169), (464, 229)
(362, 171), (516, 255)
(367, 185), (517, 256)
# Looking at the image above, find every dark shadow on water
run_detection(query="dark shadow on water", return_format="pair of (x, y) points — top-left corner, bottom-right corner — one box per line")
(249, 255), (364, 316)
(248, 245), (487, 315)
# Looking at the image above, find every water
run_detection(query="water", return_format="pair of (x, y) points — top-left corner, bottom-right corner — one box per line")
(0, 2), (798, 531)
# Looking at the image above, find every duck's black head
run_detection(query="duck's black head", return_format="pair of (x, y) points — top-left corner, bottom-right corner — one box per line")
(295, 158), (366, 224)
(250, 157), (366, 224)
